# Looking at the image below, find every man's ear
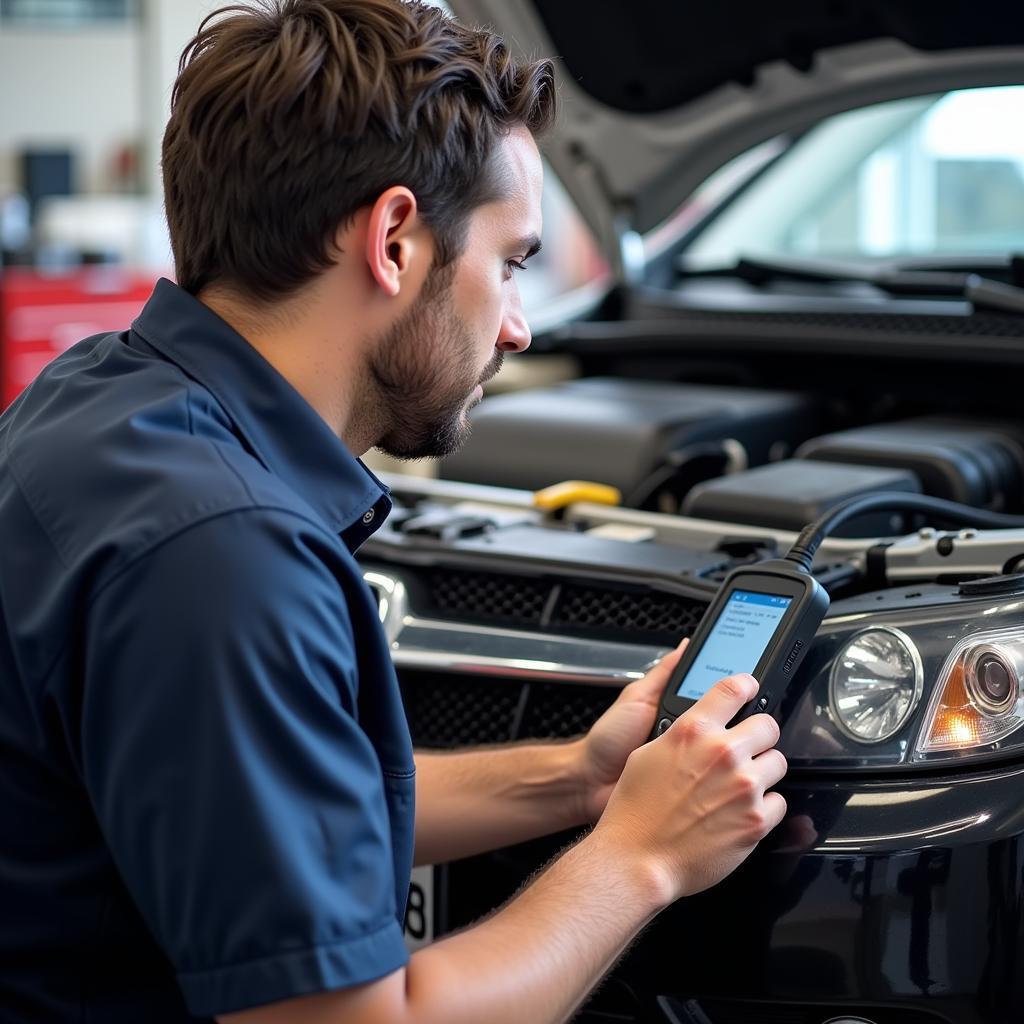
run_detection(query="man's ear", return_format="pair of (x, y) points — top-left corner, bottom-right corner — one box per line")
(362, 186), (428, 298)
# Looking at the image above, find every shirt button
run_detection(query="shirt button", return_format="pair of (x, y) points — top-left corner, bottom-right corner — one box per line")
(362, 509), (375, 525)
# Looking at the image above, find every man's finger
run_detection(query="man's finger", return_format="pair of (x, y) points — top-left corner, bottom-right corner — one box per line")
(761, 792), (789, 836)
(750, 747), (788, 791)
(627, 638), (689, 701)
(685, 673), (758, 728)
(726, 712), (781, 759)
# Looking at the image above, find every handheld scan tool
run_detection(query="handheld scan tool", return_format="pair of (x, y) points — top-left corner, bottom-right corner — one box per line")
(654, 560), (829, 737)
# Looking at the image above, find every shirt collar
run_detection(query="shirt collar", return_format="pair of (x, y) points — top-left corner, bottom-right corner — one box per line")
(131, 278), (390, 545)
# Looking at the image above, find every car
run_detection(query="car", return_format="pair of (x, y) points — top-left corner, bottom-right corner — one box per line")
(360, 4), (1024, 1022)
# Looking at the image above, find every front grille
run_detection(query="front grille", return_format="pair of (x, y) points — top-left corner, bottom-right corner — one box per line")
(425, 569), (548, 626)
(400, 671), (618, 749)
(520, 682), (618, 740)
(414, 568), (706, 645)
(400, 673), (522, 749)
(552, 583), (705, 643)
(386, 567), (707, 748)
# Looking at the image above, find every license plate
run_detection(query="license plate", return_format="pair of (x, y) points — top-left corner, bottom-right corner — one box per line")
(404, 865), (435, 950)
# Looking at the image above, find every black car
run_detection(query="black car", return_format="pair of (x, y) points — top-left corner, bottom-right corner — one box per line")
(360, 4), (1024, 1022)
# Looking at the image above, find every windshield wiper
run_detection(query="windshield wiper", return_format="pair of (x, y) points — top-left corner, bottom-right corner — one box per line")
(681, 253), (1024, 315)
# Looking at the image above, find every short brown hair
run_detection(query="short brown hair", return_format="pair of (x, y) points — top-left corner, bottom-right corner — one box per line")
(162, 0), (556, 300)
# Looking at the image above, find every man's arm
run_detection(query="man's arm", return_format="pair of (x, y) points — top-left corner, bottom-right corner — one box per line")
(222, 826), (662, 1024)
(413, 740), (586, 865)
(219, 673), (787, 1024)
(414, 644), (687, 865)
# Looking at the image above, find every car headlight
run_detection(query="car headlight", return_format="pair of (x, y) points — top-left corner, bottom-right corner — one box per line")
(779, 589), (1024, 769)
(829, 627), (923, 743)
(915, 626), (1024, 759)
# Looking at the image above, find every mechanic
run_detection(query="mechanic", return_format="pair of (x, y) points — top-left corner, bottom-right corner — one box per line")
(0, 2), (788, 1022)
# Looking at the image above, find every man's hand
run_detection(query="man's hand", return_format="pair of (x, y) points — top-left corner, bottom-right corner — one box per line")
(576, 640), (689, 823)
(592, 672), (788, 903)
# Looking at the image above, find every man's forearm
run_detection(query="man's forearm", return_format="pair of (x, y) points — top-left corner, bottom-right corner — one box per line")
(406, 828), (666, 1024)
(414, 741), (588, 865)
(218, 828), (667, 1024)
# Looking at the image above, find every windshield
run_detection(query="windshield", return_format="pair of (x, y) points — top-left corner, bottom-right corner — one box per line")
(683, 85), (1024, 268)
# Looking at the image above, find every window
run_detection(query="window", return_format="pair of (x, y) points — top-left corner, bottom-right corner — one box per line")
(685, 85), (1024, 266)
(0, 0), (136, 24)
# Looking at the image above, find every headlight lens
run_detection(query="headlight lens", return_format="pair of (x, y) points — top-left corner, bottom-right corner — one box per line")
(829, 627), (923, 743)
(915, 627), (1024, 757)
(965, 644), (1019, 714)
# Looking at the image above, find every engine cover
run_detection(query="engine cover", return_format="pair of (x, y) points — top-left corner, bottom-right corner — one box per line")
(439, 377), (823, 502)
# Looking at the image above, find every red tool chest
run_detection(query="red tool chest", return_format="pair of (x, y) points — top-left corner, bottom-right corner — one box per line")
(0, 269), (158, 408)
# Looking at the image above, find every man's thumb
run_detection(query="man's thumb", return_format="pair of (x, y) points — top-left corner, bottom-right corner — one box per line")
(631, 638), (689, 699)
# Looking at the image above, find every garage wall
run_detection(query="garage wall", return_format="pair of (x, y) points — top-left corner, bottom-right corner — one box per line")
(0, 23), (140, 196)
(0, 1), (220, 201)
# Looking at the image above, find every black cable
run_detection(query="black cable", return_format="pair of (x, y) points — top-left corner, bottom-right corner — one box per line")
(784, 491), (1024, 573)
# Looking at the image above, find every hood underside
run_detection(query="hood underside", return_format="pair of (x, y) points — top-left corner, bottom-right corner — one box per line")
(449, 0), (1024, 274)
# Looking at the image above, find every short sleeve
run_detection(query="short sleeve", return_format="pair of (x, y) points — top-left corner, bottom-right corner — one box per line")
(81, 509), (410, 1017)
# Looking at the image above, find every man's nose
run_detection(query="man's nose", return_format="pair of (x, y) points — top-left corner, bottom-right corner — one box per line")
(496, 306), (531, 353)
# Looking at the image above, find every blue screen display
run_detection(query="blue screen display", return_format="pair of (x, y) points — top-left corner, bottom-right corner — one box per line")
(675, 589), (792, 701)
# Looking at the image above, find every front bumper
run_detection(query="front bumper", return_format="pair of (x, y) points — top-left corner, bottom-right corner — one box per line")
(640, 763), (1024, 1024)
(444, 763), (1024, 1024)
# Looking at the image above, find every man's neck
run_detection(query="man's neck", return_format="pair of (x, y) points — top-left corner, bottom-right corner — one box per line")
(197, 283), (378, 455)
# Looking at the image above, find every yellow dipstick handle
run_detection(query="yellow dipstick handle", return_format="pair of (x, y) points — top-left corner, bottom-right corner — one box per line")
(532, 480), (622, 511)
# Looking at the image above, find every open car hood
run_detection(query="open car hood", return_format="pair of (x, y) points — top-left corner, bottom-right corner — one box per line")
(449, 0), (1024, 278)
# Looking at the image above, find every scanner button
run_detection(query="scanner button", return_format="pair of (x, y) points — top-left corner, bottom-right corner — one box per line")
(656, 717), (673, 736)
(755, 696), (770, 712)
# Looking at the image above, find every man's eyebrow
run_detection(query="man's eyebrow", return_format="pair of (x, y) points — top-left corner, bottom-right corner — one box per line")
(514, 234), (543, 259)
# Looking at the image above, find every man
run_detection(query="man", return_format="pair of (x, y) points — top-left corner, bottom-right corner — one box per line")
(0, 2), (787, 1022)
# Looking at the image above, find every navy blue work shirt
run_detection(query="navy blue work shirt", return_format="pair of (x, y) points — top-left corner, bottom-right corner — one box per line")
(0, 279), (414, 1021)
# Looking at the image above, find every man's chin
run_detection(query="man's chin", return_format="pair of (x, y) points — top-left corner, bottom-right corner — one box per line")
(377, 416), (470, 462)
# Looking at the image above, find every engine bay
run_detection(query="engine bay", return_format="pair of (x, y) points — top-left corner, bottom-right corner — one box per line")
(363, 427), (1024, 774)
(439, 377), (1024, 528)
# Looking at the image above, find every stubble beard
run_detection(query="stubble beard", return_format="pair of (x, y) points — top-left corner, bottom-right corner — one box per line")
(368, 266), (502, 461)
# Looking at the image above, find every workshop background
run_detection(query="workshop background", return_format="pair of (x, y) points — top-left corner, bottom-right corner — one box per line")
(0, 0), (594, 470)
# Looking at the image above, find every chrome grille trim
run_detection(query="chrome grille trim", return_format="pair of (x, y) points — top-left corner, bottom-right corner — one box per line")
(364, 568), (667, 685)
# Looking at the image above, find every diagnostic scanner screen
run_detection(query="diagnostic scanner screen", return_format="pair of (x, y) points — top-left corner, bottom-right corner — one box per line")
(676, 590), (792, 701)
